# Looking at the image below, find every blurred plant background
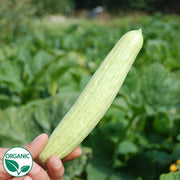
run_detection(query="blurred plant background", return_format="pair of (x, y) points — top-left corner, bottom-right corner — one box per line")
(0, 0), (180, 179)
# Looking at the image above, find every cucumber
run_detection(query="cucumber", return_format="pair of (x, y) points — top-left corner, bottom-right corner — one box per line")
(39, 29), (143, 164)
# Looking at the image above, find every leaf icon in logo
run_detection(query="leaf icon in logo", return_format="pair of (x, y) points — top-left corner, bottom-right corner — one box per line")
(20, 165), (30, 173)
(5, 159), (19, 172)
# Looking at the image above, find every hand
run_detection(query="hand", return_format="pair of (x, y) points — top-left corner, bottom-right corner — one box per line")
(0, 134), (82, 180)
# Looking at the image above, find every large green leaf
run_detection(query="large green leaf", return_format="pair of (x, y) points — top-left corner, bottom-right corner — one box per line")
(0, 60), (24, 93)
(0, 106), (40, 146)
(0, 92), (79, 147)
(127, 154), (156, 180)
(84, 132), (114, 180)
(160, 171), (180, 180)
(107, 173), (135, 180)
(86, 163), (109, 180)
(141, 64), (180, 112)
(32, 50), (53, 74)
(64, 147), (92, 179)
(121, 64), (180, 115)
(116, 140), (138, 155)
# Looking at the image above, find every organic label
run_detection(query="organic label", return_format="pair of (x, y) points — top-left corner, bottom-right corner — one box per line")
(3, 147), (33, 177)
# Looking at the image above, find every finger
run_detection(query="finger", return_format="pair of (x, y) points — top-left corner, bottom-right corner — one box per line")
(0, 148), (9, 159)
(24, 133), (48, 160)
(28, 161), (50, 180)
(36, 147), (82, 169)
(62, 147), (82, 162)
(0, 159), (12, 179)
(12, 176), (32, 180)
(0, 134), (48, 160)
(47, 155), (64, 180)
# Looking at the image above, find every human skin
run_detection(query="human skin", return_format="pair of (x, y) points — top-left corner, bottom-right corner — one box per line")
(0, 133), (82, 180)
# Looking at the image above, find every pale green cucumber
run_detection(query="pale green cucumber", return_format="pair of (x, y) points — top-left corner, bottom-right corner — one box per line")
(39, 29), (143, 164)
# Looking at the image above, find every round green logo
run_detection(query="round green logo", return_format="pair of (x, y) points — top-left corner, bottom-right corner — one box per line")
(3, 147), (33, 177)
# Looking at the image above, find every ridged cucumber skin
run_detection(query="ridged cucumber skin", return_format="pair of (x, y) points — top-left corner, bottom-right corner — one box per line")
(39, 29), (143, 164)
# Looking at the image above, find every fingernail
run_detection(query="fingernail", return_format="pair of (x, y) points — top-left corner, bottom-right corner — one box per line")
(32, 134), (43, 143)
(24, 176), (33, 180)
(77, 147), (83, 155)
(30, 163), (40, 174)
(53, 158), (62, 169)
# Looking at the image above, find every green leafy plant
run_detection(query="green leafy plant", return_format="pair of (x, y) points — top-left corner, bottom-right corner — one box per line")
(160, 171), (180, 180)
(0, 13), (180, 179)
(0, 0), (35, 42)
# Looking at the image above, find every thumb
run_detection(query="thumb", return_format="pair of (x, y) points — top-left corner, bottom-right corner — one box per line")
(24, 133), (48, 160)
